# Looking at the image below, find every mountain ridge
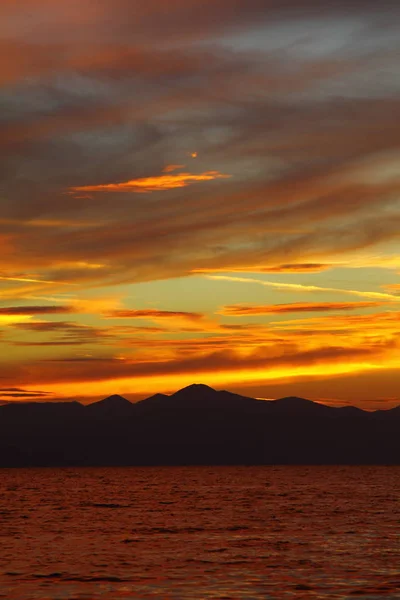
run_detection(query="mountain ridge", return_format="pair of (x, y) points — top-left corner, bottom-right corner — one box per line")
(84, 385), (399, 415)
(1, 384), (399, 414)
(0, 384), (398, 467)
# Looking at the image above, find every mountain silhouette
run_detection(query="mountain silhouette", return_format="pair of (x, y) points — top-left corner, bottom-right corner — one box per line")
(136, 384), (264, 414)
(86, 394), (134, 417)
(267, 396), (332, 416)
(0, 385), (398, 467)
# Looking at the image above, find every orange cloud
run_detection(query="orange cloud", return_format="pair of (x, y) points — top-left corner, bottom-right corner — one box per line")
(70, 171), (230, 194)
(8, 336), (400, 402)
(384, 284), (400, 293)
(0, 275), (71, 284)
(195, 263), (334, 274)
(219, 302), (386, 316)
(1, 297), (399, 407)
(106, 309), (204, 321)
(262, 263), (334, 273)
(162, 164), (186, 173)
(0, 305), (75, 315)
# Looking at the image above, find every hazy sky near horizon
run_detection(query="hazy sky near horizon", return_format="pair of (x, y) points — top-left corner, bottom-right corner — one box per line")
(1, 0), (400, 408)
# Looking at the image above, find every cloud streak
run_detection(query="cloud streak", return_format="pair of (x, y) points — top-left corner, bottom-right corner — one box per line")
(220, 302), (386, 316)
(195, 263), (334, 274)
(0, 305), (75, 315)
(106, 309), (204, 321)
(206, 275), (400, 302)
(0, 387), (53, 400)
(70, 171), (230, 194)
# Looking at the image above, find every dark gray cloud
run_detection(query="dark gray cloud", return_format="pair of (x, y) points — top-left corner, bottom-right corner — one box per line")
(0, 387), (53, 398)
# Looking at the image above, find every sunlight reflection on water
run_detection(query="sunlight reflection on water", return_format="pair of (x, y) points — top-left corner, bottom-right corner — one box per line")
(0, 466), (399, 599)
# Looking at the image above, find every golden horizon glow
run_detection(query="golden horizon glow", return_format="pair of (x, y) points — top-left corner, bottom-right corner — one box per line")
(23, 357), (400, 406)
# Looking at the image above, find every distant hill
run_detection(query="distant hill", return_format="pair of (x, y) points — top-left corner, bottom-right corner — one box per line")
(0, 384), (398, 467)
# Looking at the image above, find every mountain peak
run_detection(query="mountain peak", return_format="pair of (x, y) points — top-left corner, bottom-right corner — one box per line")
(86, 394), (133, 416)
(92, 394), (132, 406)
(102, 394), (131, 404)
(176, 383), (216, 394)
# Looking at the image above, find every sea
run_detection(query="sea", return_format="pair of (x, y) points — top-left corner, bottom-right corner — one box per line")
(0, 466), (399, 599)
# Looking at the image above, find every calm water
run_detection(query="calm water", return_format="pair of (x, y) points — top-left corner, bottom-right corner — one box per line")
(0, 467), (399, 599)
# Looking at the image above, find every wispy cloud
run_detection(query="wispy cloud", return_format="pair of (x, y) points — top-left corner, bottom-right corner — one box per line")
(106, 309), (204, 322)
(70, 171), (230, 194)
(0, 305), (75, 315)
(194, 264), (334, 274)
(163, 164), (186, 173)
(219, 302), (386, 316)
(0, 275), (73, 285)
(206, 275), (400, 302)
(0, 387), (53, 400)
(11, 320), (115, 346)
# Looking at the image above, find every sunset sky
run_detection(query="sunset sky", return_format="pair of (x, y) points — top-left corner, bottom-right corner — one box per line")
(1, 0), (400, 409)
